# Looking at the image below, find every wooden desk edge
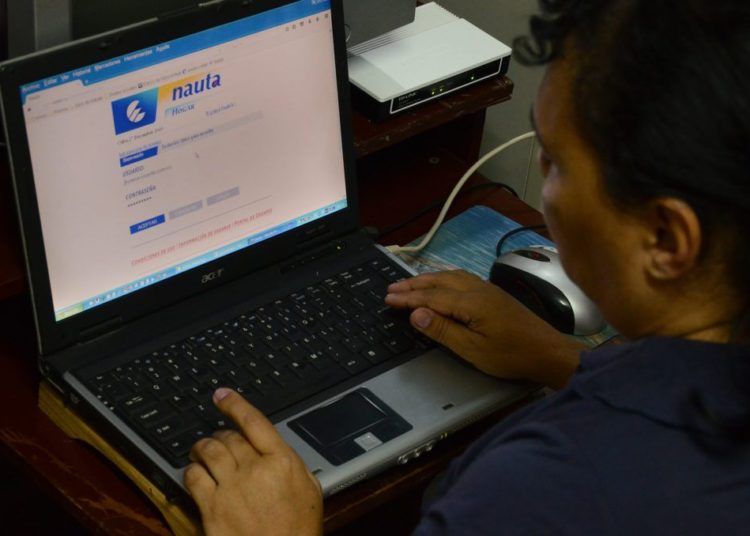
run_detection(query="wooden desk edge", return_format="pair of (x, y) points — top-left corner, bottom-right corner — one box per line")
(37, 381), (201, 536)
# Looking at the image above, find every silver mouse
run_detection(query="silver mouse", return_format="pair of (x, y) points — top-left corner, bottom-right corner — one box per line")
(489, 246), (605, 336)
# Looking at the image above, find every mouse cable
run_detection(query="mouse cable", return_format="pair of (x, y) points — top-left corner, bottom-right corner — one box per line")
(376, 181), (518, 240)
(495, 224), (548, 257)
(386, 131), (536, 255)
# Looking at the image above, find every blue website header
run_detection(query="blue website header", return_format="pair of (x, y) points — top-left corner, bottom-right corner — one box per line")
(20, 0), (330, 104)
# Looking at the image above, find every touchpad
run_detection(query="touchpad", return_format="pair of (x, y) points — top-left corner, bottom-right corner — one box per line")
(288, 388), (412, 466)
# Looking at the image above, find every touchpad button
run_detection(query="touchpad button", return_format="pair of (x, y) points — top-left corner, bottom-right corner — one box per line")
(288, 388), (412, 466)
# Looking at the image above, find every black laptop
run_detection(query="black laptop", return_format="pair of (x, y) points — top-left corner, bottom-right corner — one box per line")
(0, 0), (530, 503)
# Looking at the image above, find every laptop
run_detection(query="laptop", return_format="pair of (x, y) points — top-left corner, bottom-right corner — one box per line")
(0, 0), (532, 503)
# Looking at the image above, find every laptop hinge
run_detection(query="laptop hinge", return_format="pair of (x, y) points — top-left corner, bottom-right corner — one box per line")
(281, 239), (347, 274)
(78, 316), (124, 344)
(295, 222), (333, 249)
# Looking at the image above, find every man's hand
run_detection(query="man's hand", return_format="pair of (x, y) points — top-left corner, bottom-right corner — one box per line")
(185, 388), (323, 536)
(385, 270), (586, 389)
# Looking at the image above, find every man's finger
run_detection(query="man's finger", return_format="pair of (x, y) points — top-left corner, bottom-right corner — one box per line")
(385, 287), (474, 324)
(410, 308), (479, 354)
(213, 429), (260, 465)
(189, 437), (238, 482)
(387, 270), (481, 294)
(183, 462), (216, 513)
(213, 388), (288, 455)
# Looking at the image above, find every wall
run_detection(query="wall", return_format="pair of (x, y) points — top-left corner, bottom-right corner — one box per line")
(432, 0), (546, 210)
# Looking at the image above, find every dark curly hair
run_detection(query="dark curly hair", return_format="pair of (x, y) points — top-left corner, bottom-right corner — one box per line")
(514, 0), (750, 338)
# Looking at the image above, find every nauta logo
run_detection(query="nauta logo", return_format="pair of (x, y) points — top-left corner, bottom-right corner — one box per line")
(126, 100), (146, 123)
(111, 88), (158, 135)
(171, 73), (222, 101)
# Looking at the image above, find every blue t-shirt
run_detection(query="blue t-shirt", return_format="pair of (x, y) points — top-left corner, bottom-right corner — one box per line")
(413, 337), (750, 535)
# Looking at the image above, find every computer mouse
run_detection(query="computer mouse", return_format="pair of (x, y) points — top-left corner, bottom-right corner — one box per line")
(489, 246), (605, 336)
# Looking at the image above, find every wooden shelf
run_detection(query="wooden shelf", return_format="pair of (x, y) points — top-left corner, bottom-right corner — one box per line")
(352, 76), (513, 158)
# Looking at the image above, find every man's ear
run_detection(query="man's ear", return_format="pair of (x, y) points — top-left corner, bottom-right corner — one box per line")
(643, 197), (703, 281)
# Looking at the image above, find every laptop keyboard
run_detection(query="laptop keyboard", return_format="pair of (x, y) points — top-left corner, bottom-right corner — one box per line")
(83, 257), (432, 466)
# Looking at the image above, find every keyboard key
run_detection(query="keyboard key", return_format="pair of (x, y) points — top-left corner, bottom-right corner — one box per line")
(207, 356), (232, 374)
(188, 365), (212, 381)
(311, 295), (333, 312)
(353, 312), (377, 327)
(245, 358), (272, 376)
(282, 342), (308, 362)
(269, 367), (299, 387)
(164, 432), (196, 459)
(151, 412), (199, 440)
(341, 335), (365, 354)
(163, 356), (187, 373)
(90, 372), (113, 391)
(144, 365), (166, 382)
(385, 335), (415, 354)
(122, 393), (156, 415)
(347, 275), (381, 295)
(322, 278), (342, 293)
(262, 332), (288, 350)
(193, 402), (230, 429)
(307, 351), (337, 370)
(261, 350), (289, 368)
(135, 402), (176, 427)
(223, 367), (254, 386)
(167, 393), (195, 412)
(361, 344), (392, 364)
(340, 356), (371, 375)
(101, 382), (132, 401)
(322, 342), (347, 362)
(189, 386), (214, 404)
(250, 376), (274, 395)
(167, 373), (198, 392)
(335, 319), (358, 337)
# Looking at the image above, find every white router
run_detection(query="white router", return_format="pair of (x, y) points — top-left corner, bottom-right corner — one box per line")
(347, 3), (512, 121)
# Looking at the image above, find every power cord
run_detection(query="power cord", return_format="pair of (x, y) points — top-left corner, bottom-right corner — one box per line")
(386, 131), (536, 255)
(377, 181), (518, 239)
(495, 224), (548, 257)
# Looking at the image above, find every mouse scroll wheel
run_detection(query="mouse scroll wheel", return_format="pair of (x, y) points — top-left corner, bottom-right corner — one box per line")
(514, 250), (551, 262)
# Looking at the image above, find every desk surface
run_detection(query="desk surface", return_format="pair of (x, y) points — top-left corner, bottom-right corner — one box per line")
(0, 76), (538, 535)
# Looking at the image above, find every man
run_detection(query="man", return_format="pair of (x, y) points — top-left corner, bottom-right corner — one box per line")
(184, 1), (750, 533)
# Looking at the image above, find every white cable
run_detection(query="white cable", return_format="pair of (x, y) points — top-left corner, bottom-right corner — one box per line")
(386, 131), (536, 255)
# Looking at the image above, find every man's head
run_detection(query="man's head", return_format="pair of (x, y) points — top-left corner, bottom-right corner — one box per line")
(516, 0), (750, 340)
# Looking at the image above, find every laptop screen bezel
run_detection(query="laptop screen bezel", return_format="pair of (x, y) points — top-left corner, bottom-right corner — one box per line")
(0, 0), (360, 355)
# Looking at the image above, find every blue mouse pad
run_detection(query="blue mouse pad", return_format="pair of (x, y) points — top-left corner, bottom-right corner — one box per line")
(399, 205), (554, 279)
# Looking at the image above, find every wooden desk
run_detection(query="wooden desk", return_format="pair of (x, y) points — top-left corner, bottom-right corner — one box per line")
(0, 77), (535, 534)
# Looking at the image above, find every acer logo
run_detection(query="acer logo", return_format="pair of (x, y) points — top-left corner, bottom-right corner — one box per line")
(201, 268), (225, 284)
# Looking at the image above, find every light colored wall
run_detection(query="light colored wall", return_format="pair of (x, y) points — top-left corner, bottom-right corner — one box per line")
(434, 0), (546, 210)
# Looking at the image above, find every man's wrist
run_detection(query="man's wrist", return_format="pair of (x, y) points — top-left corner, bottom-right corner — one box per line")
(534, 337), (586, 390)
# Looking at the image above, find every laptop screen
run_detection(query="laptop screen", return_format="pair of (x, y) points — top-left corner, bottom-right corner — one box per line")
(18, 0), (347, 322)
